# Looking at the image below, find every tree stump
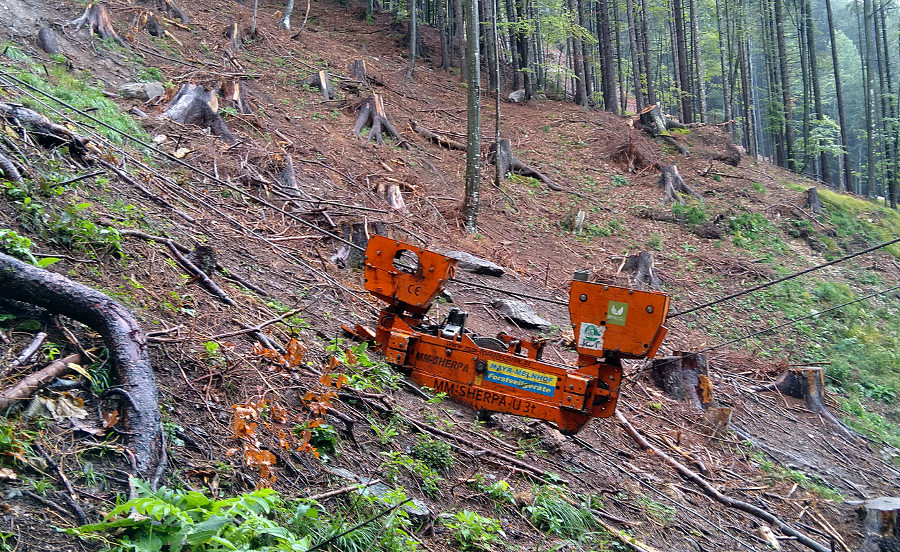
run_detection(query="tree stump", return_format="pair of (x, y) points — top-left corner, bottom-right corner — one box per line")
(621, 251), (663, 291)
(489, 138), (565, 192)
(220, 80), (252, 114)
(142, 13), (165, 37)
(657, 164), (702, 204)
(70, 3), (127, 47)
(352, 94), (406, 147)
(636, 103), (690, 155)
(649, 352), (712, 408)
(349, 60), (368, 81)
(758, 367), (858, 440)
(858, 497), (900, 551)
(144, 0), (189, 23)
(163, 84), (235, 144)
(803, 187), (823, 214)
(713, 140), (742, 167)
(303, 71), (334, 101)
(37, 27), (62, 55)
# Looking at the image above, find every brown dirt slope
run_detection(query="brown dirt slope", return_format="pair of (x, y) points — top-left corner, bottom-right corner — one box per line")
(0, 1), (898, 551)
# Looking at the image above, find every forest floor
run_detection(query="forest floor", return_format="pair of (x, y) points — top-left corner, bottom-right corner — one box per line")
(0, 0), (899, 551)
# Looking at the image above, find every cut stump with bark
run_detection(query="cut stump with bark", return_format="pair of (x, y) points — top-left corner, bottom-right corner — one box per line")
(163, 84), (236, 144)
(143, 0), (189, 23)
(636, 103), (689, 155)
(70, 3), (127, 47)
(302, 71), (334, 101)
(352, 94), (406, 147)
(803, 187), (823, 214)
(220, 80), (252, 114)
(758, 367), (858, 441)
(348, 60), (368, 81)
(621, 251), (663, 291)
(858, 497), (900, 551)
(490, 138), (566, 192)
(657, 164), (702, 204)
(650, 352), (712, 408)
(0, 253), (162, 476)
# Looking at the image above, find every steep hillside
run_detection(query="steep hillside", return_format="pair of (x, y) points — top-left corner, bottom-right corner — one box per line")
(0, 2), (898, 552)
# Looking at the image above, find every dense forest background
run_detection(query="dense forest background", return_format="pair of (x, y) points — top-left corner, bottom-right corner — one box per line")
(372, 0), (899, 206)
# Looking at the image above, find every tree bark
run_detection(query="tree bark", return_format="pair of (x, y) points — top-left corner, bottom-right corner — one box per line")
(352, 94), (406, 147)
(407, 0), (417, 80)
(569, 0), (588, 106)
(715, 0), (731, 134)
(823, 0), (851, 191)
(0, 254), (162, 476)
(738, 29), (756, 159)
(597, 0), (617, 112)
(163, 84), (235, 144)
(625, 0), (643, 111)
(638, 0), (655, 105)
(657, 164), (702, 204)
(437, 0), (450, 70)
(689, 0), (704, 122)
(773, 0), (794, 170)
(70, 3), (127, 47)
(862, 0), (876, 197)
(672, 0), (692, 122)
(463, 0), (481, 233)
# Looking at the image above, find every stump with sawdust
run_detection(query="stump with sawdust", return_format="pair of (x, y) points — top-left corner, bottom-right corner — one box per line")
(650, 352), (713, 408)
(758, 367), (858, 441)
(163, 84), (235, 144)
(70, 3), (127, 47)
(658, 165), (702, 204)
(352, 94), (406, 147)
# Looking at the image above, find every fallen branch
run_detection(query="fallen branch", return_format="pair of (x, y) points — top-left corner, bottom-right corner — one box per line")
(0, 152), (24, 185)
(165, 240), (235, 306)
(305, 479), (382, 502)
(592, 515), (660, 552)
(0, 353), (83, 410)
(616, 411), (829, 552)
(10, 332), (48, 367)
(410, 120), (466, 150)
(0, 253), (162, 476)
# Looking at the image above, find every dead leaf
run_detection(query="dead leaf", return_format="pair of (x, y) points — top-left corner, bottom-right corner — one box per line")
(102, 410), (120, 429)
(0, 468), (17, 481)
(173, 147), (192, 158)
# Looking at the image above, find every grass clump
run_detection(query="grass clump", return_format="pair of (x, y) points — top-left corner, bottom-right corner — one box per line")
(672, 201), (710, 225)
(524, 485), (595, 538)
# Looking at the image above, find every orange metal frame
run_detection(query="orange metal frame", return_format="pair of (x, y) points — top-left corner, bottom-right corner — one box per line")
(363, 235), (670, 433)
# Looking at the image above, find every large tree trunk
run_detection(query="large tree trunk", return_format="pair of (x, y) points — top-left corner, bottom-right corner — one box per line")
(437, 0), (450, 70)
(569, 0), (588, 106)
(824, 0), (851, 190)
(862, 0), (876, 197)
(738, 31), (756, 159)
(0, 254), (162, 476)
(804, 0), (830, 186)
(407, 0), (417, 80)
(672, 0), (692, 122)
(689, 0), (705, 122)
(463, 0), (481, 233)
(715, 0), (732, 134)
(625, 0), (643, 111)
(773, 0), (794, 170)
(597, 0), (617, 112)
(638, 0), (655, 105)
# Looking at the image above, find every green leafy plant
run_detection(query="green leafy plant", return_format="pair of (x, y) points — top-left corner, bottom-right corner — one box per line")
(67, 479), (311, 551)
(410, 434), (454, 472)
(525, 485), (595, 538)
(469, 474), (516, 506)
(443, 510), (505, 551)
(294, 421), (339, 458)
(379, 451), (442, 498)
(370, 416), (405, 445)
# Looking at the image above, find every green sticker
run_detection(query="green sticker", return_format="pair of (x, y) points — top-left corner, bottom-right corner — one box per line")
(607, 301), (629, 325)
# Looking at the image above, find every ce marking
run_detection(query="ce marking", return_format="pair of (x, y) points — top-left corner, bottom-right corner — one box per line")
(407, 285), (422, 296)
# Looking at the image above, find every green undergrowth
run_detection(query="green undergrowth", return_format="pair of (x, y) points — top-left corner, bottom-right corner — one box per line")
(784, 183), (900, 258)
(68, 479), (420, 552)
(1, 49), (150, 148)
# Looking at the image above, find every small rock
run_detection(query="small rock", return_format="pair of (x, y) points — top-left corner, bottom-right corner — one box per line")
(445, 251), (504, 276)
(368, 482), (432, 525)
(152, 134), (167, 144)
(118, 82), (165, 101)
(492, 299), (551, 329)
(438, 288), (454, 303)
(508, 89), (526, 103)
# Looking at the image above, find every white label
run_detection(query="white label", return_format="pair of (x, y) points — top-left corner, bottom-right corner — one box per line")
(578, 322), (605, 350)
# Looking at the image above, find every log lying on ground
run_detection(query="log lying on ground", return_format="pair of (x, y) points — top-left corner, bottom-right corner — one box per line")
(490, 138), (567, 192)
(657, 165), (702, 204)
(0, 253), (162, 476)
(803, 187), (823, 214)
(0, 353), (82, 410)
(163, 84), (235, 144)
(649, 352), (712, 407)
(757, 367), (858, 441)
(70, 3), (127, 47)
(303, 71), (333, 101)
(410, 121), (466, 150)
(0, 102), (91, 158)
(352, 94), (407, 147)
(37, 27), (63, 55)
(620, 251), (663, 291)
(616, 411), (830, 552)
(0, 152), (24, 185)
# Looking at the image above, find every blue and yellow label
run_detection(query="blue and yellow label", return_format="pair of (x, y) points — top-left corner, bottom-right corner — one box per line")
(485, 360), (558, 396)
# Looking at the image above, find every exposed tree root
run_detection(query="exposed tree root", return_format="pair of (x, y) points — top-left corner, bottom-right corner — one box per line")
(70, 3), (127, 47)
(657, 164), (702, 204)
(352, 94), (408, 148)
(0, 353), (83, 409)
(410, 120), (466, 150)
(616, 411), (830, 552)
(0, 253), (163, 477)
(490, 138), (572, 193)
(0, 151), (24, 185)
